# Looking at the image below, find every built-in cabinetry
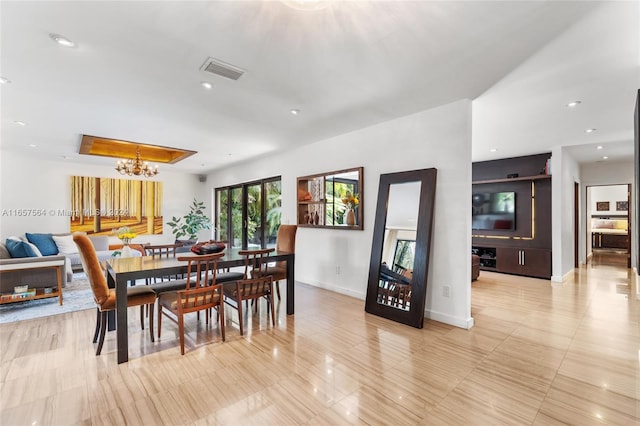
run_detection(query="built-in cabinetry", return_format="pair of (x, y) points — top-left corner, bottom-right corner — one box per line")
(592, 233), (629, 249)
(297, 167), (363, 230)
(496, 247), (551, 279)
(472, 153), (552, 279)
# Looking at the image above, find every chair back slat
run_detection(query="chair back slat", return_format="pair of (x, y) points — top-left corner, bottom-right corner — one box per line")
(178, 284), (223, 314)
(145, 243), (182, 258)
(238, 248), (274, 279)
(178, 252), (224, 289)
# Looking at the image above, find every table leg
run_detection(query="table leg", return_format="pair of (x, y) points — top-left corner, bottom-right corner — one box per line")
(107, 271), (129, 363)
(286, 253), (295, 315)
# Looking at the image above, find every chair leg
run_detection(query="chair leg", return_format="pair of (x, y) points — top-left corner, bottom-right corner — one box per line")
(148, 303), (155, 343)
(238, 296), (244, 336)
(219, 305), (225, 342)
(93, 307), (100, 343)
(269, 290), (275, 328)
(96, 311), (108, 356)
(275, 281), (280, 300)
(179, 313), (185, 355)
(140, 305), (144, 330)
(158, 305), (163, 339)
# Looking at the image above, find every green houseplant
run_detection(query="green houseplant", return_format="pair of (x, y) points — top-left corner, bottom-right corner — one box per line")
(167, 198), (213, 242)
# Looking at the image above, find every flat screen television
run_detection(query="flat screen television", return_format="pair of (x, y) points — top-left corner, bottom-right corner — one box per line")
(472, 191), (516, 230)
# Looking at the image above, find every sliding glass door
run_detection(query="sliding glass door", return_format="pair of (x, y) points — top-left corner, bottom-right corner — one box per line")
(215, 177), (281, 250)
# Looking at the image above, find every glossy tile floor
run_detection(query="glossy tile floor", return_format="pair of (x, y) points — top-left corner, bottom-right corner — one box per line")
(0, 258), (638, 425)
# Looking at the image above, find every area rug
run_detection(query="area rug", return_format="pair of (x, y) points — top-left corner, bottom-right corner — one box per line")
(0, 272), (94, 324)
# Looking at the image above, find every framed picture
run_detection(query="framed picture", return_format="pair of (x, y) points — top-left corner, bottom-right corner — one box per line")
(616, 201), (628, 211)
(596, 201), (610, 211)
(70, 176), (163, 236)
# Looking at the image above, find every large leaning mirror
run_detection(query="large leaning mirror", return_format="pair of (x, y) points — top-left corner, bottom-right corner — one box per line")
(365, 168), (437, 328)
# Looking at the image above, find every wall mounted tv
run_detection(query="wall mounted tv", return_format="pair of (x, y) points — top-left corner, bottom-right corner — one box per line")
(472, 191), (516, 230)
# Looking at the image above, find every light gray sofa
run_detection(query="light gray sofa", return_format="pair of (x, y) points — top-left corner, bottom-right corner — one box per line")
(0, 234), (141, 294)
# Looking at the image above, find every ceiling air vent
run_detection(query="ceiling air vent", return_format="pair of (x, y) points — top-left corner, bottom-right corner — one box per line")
(200, 57), (245, 80)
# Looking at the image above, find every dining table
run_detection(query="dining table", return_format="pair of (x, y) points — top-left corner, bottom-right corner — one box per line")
(105, 247), (295, 364)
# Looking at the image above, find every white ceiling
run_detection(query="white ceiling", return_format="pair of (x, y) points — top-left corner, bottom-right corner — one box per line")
(1, 1), (638, 173)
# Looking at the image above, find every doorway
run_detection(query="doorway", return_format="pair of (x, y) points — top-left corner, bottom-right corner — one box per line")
(586, 184), (631, 268)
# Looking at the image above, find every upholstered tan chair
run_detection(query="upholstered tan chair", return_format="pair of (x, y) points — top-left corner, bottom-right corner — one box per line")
(73, 233), (157, 356)
(260, 225), (297, 299)
(157, 252), (225, 354)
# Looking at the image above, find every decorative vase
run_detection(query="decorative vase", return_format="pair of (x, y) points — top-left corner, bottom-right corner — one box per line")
(314, 211), (320, 225)
(345, 208), (356, 226)
(121, 242), (133, 258)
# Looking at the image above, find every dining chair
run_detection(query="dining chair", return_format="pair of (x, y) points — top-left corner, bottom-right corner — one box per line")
(258, 225), (297, 299)
(223, 275), (275, 336)
(73, 233), (157, 356)
(200, 240), (246, 285)
(144, 243), (185, 282)
(157, 252), (225, 354)
(222, 248), (274, 335)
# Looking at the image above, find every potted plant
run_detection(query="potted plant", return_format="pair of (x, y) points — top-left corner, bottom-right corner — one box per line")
(167, 198), (213, 245)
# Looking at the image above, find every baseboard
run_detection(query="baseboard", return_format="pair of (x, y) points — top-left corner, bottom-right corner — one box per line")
(425, 309), (474, 329)
(302, 280), (474, 329)
(551, 269), (574, 283)
(300, 280), (366, 300)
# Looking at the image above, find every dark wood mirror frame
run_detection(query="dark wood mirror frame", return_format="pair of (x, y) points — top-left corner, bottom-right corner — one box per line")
(365, 168), (437, 328)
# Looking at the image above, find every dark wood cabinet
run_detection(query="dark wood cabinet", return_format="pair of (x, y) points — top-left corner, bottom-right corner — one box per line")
(592, 233), (628, 249)
(473, 246), (551, 279)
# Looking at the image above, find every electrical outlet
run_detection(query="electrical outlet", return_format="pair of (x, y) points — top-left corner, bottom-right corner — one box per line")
(442, 285), (450, 297)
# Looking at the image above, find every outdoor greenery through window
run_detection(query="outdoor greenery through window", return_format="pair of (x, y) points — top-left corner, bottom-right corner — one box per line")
(215, 177), (281, 249)
(325, 177), (359, 226)
(393, 240), (416, 270)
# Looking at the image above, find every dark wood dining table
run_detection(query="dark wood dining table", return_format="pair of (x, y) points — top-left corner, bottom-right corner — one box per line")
(105, 248), (295, 364)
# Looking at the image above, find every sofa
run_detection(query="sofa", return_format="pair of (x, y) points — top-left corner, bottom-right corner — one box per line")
(0, 233), (141, 294)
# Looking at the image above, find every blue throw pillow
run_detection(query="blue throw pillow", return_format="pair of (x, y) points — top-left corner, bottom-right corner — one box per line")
(5, 239), (39, 258)
(25, 233), (58, 255)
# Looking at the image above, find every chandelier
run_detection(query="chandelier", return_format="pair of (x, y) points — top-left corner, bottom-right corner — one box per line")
(115, 147), (159, 178)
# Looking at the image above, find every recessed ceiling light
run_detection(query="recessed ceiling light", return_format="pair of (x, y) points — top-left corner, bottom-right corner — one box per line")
(0, 77), (11, 84)
(585, 128), (597, 133)
(13, 121), (27, 126)
(489, 148), (497, 152)
(200, 81), (213, 90)
(290, 109), (300, 115)
(596, 145), (603, 150)
(49, 33), (76, 48)
(603, 156), (609, 160)
(566, 100), (582, 107)
(28, 144), (36, 147)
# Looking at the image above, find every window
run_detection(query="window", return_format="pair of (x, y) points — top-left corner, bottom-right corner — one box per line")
(215, 177), (281, 249)
(393, 239), (416, 271)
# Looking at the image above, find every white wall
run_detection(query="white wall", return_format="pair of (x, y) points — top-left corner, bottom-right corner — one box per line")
(551, 147), (581, 281)
(589, 185), (628, 215)
(0, 149), (207, 243)
(206, 100), (474, 329)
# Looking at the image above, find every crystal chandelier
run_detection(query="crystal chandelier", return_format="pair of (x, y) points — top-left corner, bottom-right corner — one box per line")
(115, 147), (159, 178)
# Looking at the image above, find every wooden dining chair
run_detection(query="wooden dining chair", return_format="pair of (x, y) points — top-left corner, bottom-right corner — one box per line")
(257, 225), (297, 299)
(144, 243), (184, 282)
(157, 252), (225, 354)
(73, 233), (157, 356)
(222, 248), (275, 335)
(223, 275), (275, 336)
